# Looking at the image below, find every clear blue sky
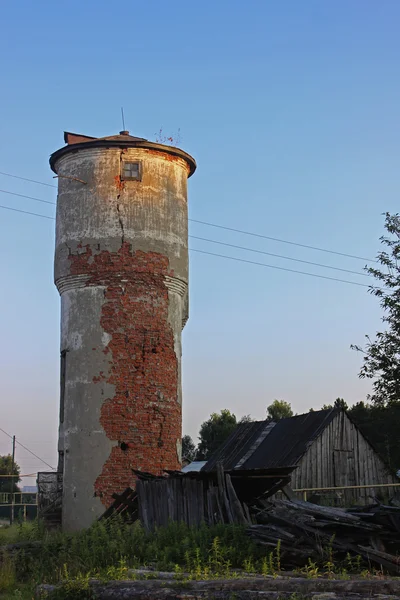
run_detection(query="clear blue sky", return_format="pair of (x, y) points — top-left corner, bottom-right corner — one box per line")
(0, 1), (399, 483)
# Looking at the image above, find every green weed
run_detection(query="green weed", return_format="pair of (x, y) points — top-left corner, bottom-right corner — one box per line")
(50, 567), (92, 600)
(0, 555), (17, 592)
(301, 558), (320, 579)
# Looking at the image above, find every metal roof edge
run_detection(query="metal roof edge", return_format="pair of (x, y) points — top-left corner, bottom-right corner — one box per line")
(49, 139), (197, 177)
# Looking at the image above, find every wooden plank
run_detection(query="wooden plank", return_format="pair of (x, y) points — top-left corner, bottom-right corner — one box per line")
(278, 498), (361, 523)
(184, 479), (190, 526)
(281, 485), (296, 501)
(182, 478), (188, 525)
(138, 480), (149, 531)
(166, 479), (174, 522)
(206, 488), (214, 525)
(159, 480), (167, 528)
(192, 479), (201, 526)
(178, 477), (185, 523)
(197, 479), (205, 525)
(216, 462), (234, 524)
(212, 485), (224, 523)
(225, 474), (248, 524)
(263, 478), (291, 500)
(243, 502), (252, 523)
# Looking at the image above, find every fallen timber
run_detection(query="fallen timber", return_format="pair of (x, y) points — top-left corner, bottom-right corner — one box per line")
(249, 497), (400, 574)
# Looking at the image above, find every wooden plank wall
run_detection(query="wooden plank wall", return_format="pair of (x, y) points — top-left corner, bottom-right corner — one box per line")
(291, 411), (397, 505)
(137, 477), (212, 530)
(135, 467), (269, 530)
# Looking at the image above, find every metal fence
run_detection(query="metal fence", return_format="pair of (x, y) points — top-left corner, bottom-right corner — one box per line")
(0, 492), (38, 523)
(0, 492), (38, 504)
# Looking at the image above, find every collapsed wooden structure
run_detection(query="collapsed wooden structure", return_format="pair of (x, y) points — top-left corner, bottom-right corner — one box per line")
(137, 465), (295, 529)
(100, 464), (294, 528)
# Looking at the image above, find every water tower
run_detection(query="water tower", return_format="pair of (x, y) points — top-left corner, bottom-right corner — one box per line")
(50, 130), (196, 530)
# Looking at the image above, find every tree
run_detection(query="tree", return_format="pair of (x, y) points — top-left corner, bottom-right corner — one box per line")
(238, 414), (253, 423)
(182, 435), (196, 462)
(321, 398), (349, 411)
(351, 213), (400, 405)
(0, 455), (21, 493)
(348, 401), (400, 470)
(197, 410), (237, 460)
(266, 400), (293, 422)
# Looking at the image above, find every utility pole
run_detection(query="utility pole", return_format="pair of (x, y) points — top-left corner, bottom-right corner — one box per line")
(9, 435), (15, 525)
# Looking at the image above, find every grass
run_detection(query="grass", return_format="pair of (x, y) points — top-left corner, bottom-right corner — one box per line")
(0, 518), (381, 599)
(0, 519), (263, 598)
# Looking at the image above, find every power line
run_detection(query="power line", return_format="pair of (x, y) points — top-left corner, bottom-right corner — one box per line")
(0, 198), (374, 278)
(0, 205), (55, 220)
(0, 428), (55, 470)
(0, 171), (57, 188)
(0, 170), (377, 263)
(0, 172), (377, 263)
(0, 199), (370, 277)
(190, 248), (376, 289)
(190, 235), (370, 278)
(0, 204), (376, 288)
(17, 457), (56, 461)
(0, 189), (56, 205)
(189, 218), (376, 263)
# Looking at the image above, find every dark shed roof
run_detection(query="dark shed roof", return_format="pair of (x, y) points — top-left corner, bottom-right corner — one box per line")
(202, 408), (338, 473)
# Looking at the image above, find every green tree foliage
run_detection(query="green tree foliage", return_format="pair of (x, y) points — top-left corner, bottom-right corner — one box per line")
(321, 398), (349, 411)
(351, 213), (400, 405)
(0, 455), (21, 493)
(348, 402), (400, 470)
(182, 435), (197, 462)
(197, 410), (237, 459)
(239, 414), (253, 423)
(266, 400), (293, 422)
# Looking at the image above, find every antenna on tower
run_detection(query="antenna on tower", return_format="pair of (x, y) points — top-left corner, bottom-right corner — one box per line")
(121, 107), (126, 132)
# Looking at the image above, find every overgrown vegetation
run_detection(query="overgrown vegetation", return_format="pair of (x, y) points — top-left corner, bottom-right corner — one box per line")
(0, 518), (259, 597)
(0, 518), (381, 599)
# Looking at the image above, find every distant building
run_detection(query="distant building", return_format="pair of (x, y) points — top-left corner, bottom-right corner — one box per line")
(22, 486), (37, 494)
(202, 408), (397, 505)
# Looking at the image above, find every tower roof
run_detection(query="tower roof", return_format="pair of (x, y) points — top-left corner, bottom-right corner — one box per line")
(50, 131), (196, 176)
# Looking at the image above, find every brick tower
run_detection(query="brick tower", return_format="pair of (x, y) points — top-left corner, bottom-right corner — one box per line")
(50, 131), (196, 531)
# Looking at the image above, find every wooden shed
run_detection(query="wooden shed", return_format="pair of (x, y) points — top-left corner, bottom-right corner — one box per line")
(202, 408), (398, 505)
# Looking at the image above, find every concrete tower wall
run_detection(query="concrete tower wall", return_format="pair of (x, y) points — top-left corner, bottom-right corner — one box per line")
(53, 142), (193, 530)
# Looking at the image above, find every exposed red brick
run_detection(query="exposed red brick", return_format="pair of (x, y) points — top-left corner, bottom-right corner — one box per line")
(114, 175), (125, 191)
(69, 242), (181, 507)
(144, 149), (191, 174)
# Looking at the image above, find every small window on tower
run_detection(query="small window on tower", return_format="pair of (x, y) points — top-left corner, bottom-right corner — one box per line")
(122, 161), (141, 181)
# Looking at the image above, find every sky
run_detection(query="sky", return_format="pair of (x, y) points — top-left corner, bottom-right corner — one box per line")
(0, 1), (399, 486)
